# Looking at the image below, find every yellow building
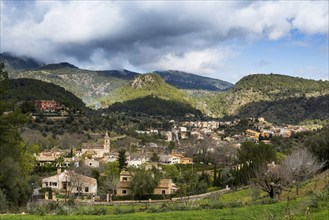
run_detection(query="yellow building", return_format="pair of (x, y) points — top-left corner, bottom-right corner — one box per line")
(245, 129), (260, 141)
(116, 171), (177, 196)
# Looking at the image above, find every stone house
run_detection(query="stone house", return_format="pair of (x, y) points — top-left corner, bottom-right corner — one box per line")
(116, 171), (177, 196)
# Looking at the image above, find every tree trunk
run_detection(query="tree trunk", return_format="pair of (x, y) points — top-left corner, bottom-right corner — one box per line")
(269, 189), (274, 199)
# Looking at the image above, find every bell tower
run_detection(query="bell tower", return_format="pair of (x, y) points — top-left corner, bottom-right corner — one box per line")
(104, 130), (110, 153)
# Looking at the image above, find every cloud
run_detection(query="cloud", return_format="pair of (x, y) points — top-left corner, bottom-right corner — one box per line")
(140, 47), (237, 78)
(1, 0), (328, 81)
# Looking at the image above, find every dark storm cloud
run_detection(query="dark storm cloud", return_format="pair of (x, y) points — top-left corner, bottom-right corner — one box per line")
(1, 1), (328, 81)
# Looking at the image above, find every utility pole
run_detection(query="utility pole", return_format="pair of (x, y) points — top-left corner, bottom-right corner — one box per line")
(65, 175), (68, 203)
(30, 183), (34, 203)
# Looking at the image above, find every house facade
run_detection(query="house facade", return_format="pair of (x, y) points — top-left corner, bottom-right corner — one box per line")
(116, 171), (132, 196)
(35, 100), (58, 112)
(159, 154), (181, 164)
(154, 179), (177, 195)
(42, 171), (97, 195)
(35, 151), (62, 166)
(116, 171), (177, 196)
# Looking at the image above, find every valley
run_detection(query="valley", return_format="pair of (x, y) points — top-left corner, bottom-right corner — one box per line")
(0, 55), (328, 219)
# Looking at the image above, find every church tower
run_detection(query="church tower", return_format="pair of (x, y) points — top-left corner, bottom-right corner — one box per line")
(103, 130), (110, 153)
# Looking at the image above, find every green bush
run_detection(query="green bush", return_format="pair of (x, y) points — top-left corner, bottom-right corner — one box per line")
(27, 203), (47, 215)
(207, 187), (220, 192)
(209, 201), (224, 209)
(112, 195), (134, 201)
(0, 189), (8, 213)
(76, 206), (108, 215)
(225, 200), (243, 208)
(146, 205), (163, 213)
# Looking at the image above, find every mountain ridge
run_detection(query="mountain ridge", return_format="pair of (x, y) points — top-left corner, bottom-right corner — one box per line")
(1, 53), (329, 124)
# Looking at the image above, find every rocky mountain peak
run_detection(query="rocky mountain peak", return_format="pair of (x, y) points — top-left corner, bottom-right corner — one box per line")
(131, 73), (163, 89)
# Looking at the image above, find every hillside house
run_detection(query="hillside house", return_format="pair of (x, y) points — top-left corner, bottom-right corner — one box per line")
(116, 171), (132, 196)
(35, 100), (58, 112)
(164, 131), (173, 142)
(159, 154), (181, 165)
(42, 170), (97, 195)
(178, 127), (188, 139)
(154, 179), (178, 195)
(127, 157), (147, 167)
(245, 129), (260, 141)
(63, 157), (80, 168)
(116, 171), (177, 196)
(102, 152), (118, 163)
(171, 153), (193, 165)
(35, 151), (63, 166)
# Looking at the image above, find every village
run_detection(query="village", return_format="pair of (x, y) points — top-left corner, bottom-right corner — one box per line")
(31, 99), (316, 203)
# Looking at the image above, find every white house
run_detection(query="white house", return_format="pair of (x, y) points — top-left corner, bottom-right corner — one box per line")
(127, 157), (147, 167)
(42, 171), (97, 195)
(159, 154), (181, 165)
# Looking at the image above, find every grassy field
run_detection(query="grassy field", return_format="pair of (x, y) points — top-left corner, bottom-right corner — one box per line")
(1, 202), (328, 220)
(2, 171), (328, 220)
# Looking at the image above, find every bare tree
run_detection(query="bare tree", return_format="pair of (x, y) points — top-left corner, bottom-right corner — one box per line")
(214, 142), (237, 165)
(67, 171), (84, 198)
(281, 148), (325, 195)
(100, 175), (119, 202)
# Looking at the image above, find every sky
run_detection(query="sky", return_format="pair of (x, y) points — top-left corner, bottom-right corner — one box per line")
(0, 0), (328, 83)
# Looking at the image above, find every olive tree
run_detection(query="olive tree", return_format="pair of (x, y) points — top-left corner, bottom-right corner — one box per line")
(130, 168), (158, 199)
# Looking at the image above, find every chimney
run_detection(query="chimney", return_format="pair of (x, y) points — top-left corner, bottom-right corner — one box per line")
(57, 168), (62, 174)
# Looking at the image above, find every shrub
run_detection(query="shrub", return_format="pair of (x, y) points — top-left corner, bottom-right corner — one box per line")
(55, 205), (70, 215)
(113, 206), (135, 215)
(146, 205), (163, 213)
(0, 189), (8, 213)
(27, 203), (47, 215)
(207, 187), (220, 192)
(225, 200), (243, 208)
(209, 201), (224, 209)
(77, 206), (108, 215)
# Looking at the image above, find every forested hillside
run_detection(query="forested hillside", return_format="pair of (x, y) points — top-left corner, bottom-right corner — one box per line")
(197, 74), (329, 123)
(108, 95), (202, 117)
(100, 73), (195, 107)
(4, 78), (86, 110)
(10, 65), (133, 107)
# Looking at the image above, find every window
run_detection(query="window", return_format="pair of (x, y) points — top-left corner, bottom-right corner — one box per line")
(122, 190), (127, 195)
(162, 190), (166, 195)
(51, 182), (57, 186)
(85, 187), (89, 192)
(123, 177), (127, 182)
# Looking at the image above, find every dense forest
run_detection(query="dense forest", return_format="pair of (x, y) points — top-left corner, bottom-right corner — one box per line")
(4, 78), (86, 111)
(108, 95), (202, 117)
(0, 64), (38, 211)
(100, 73), (195, 107)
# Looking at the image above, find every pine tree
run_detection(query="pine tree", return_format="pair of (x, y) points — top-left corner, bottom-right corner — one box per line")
(117, 149), (127, 173)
